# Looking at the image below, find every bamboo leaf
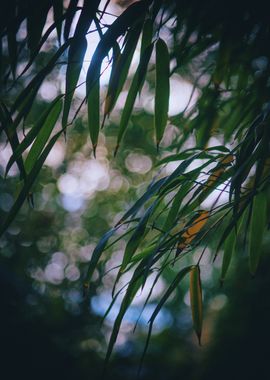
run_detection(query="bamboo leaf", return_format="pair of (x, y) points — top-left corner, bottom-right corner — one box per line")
(220, 228), (236, 284)
(87, 1), (148, 153)
(104, 268), (144, 368)
(87, 79), (100, 157)
(121, 199), (159, 272)
(62, 37), (87, 128)
(12, 40), (70, 117)
(154, 38), (170, 148)
(115, 176), (167, 226)
(0, 101), (25, 180)
(64, 0), (79, 41)
(190, 265), (203, 345)
(104, 26), (141, 121)
(0, 129), (63, 238)
(115, 43), (154, 155)
(177, 211), (209, 254)
(248, 192), (267, 275)
(27, 1), (51, 58)
(85, 227), (118, 285)
(5, 96), (63, 177)
(25, 98), (63, 173)
(149, 266), (193, 324)
(53, 0), (63, 45)
(140, 266), (194, 367)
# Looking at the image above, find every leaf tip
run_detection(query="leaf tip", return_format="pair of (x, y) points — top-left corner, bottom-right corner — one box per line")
(93, 144), (97, 158)
(114, 144), (119, 157)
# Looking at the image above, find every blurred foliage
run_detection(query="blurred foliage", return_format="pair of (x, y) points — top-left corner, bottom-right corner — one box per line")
(1, 0), (270, 378)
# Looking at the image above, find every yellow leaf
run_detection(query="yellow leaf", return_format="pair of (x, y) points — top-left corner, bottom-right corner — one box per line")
(177, 211), (209, 251)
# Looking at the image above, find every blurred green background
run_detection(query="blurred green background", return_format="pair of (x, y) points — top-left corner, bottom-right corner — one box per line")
(1, 1), (270, 379)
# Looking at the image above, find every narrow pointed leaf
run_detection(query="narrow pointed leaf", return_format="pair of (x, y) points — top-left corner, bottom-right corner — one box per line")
(85, 227), (117, 284)
(87, 80), (100, 156)
(220, 229), (236, 283)
(115, 43), (154, 154)
(105, 268), (144, 367)
(53, 0), (63, 45)
(64, 0), (79, 41)
(62, 36), (87, 128)
(0, 101), (25, 179)
(155, 38), (170, 147)
(115, 176), (167, 226)
(86, 1), (148, 152)
(6, 96), (63, 176)
(121, 199), (159, 272)
(25, 98), (63, 173)
(190, 265), (203, 345)
(0, 130), (63, 238)
(104, 26), (141, 120)
(248, 192), (267, 275)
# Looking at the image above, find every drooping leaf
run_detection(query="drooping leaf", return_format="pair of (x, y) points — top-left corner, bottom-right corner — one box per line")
(5, 95), (63, 177)
(154, 38), (170, 148)
(87, 1), (148, 153)
(27, 0), (51, 58)
(85, 227), (118, 285)
(25, 98), (63, 173)
(103, 25), (141, 121)
(140, 18), (153, 66)
(104, 267), (144, 369)
(177, 211), (209, 254)
(140, 266), (194, 367)
(248, 191), (267, 275)
(62, 36), (88, 128)
(87, 79), (100, 157)
(220, 229), (236, 284)
(64, 0), (79, 41)
(115, 42), (154, 155)
(0, 129), (64, 238)
(53, 0), (63, 45)
(115, 176), (168, 226)
(189, 265), (203, 344)
(120, 199), (160, 272)
(0, 101), (25, 180)
(12, 39), (71, 117)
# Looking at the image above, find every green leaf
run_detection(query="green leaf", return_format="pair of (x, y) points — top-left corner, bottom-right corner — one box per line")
(163, 179), (198, 232)
(62, 36), (87, 128)
(87, 79), (100, 157)
(104, 25), (142, 120)
(5, 96), (63, 177)
(25, 98), (63, 173)
(53, 0), (63, 45)
(87, 1), (148, 153)
(154, 38), (170, 147)
(104, 268), (144, 368)
(64, 0), (79, 41)
(220, 229), (236, 283)
(121, 199), (160, 272)
(85, 227), (118, 285)
(115, 42), (154, 155)
(27, 1), (51, 57)
(150, 266), (193, 324)
(140, 266), (193, 367)
(12, 40), (70, 117)
(190, 265), (203, 345)
(0, 101), (25, 180)
(248, 191), (267, 275)
(115, 176), (167, 226)
(140, 19), (153, 64)
(0, 129), (63, 238)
